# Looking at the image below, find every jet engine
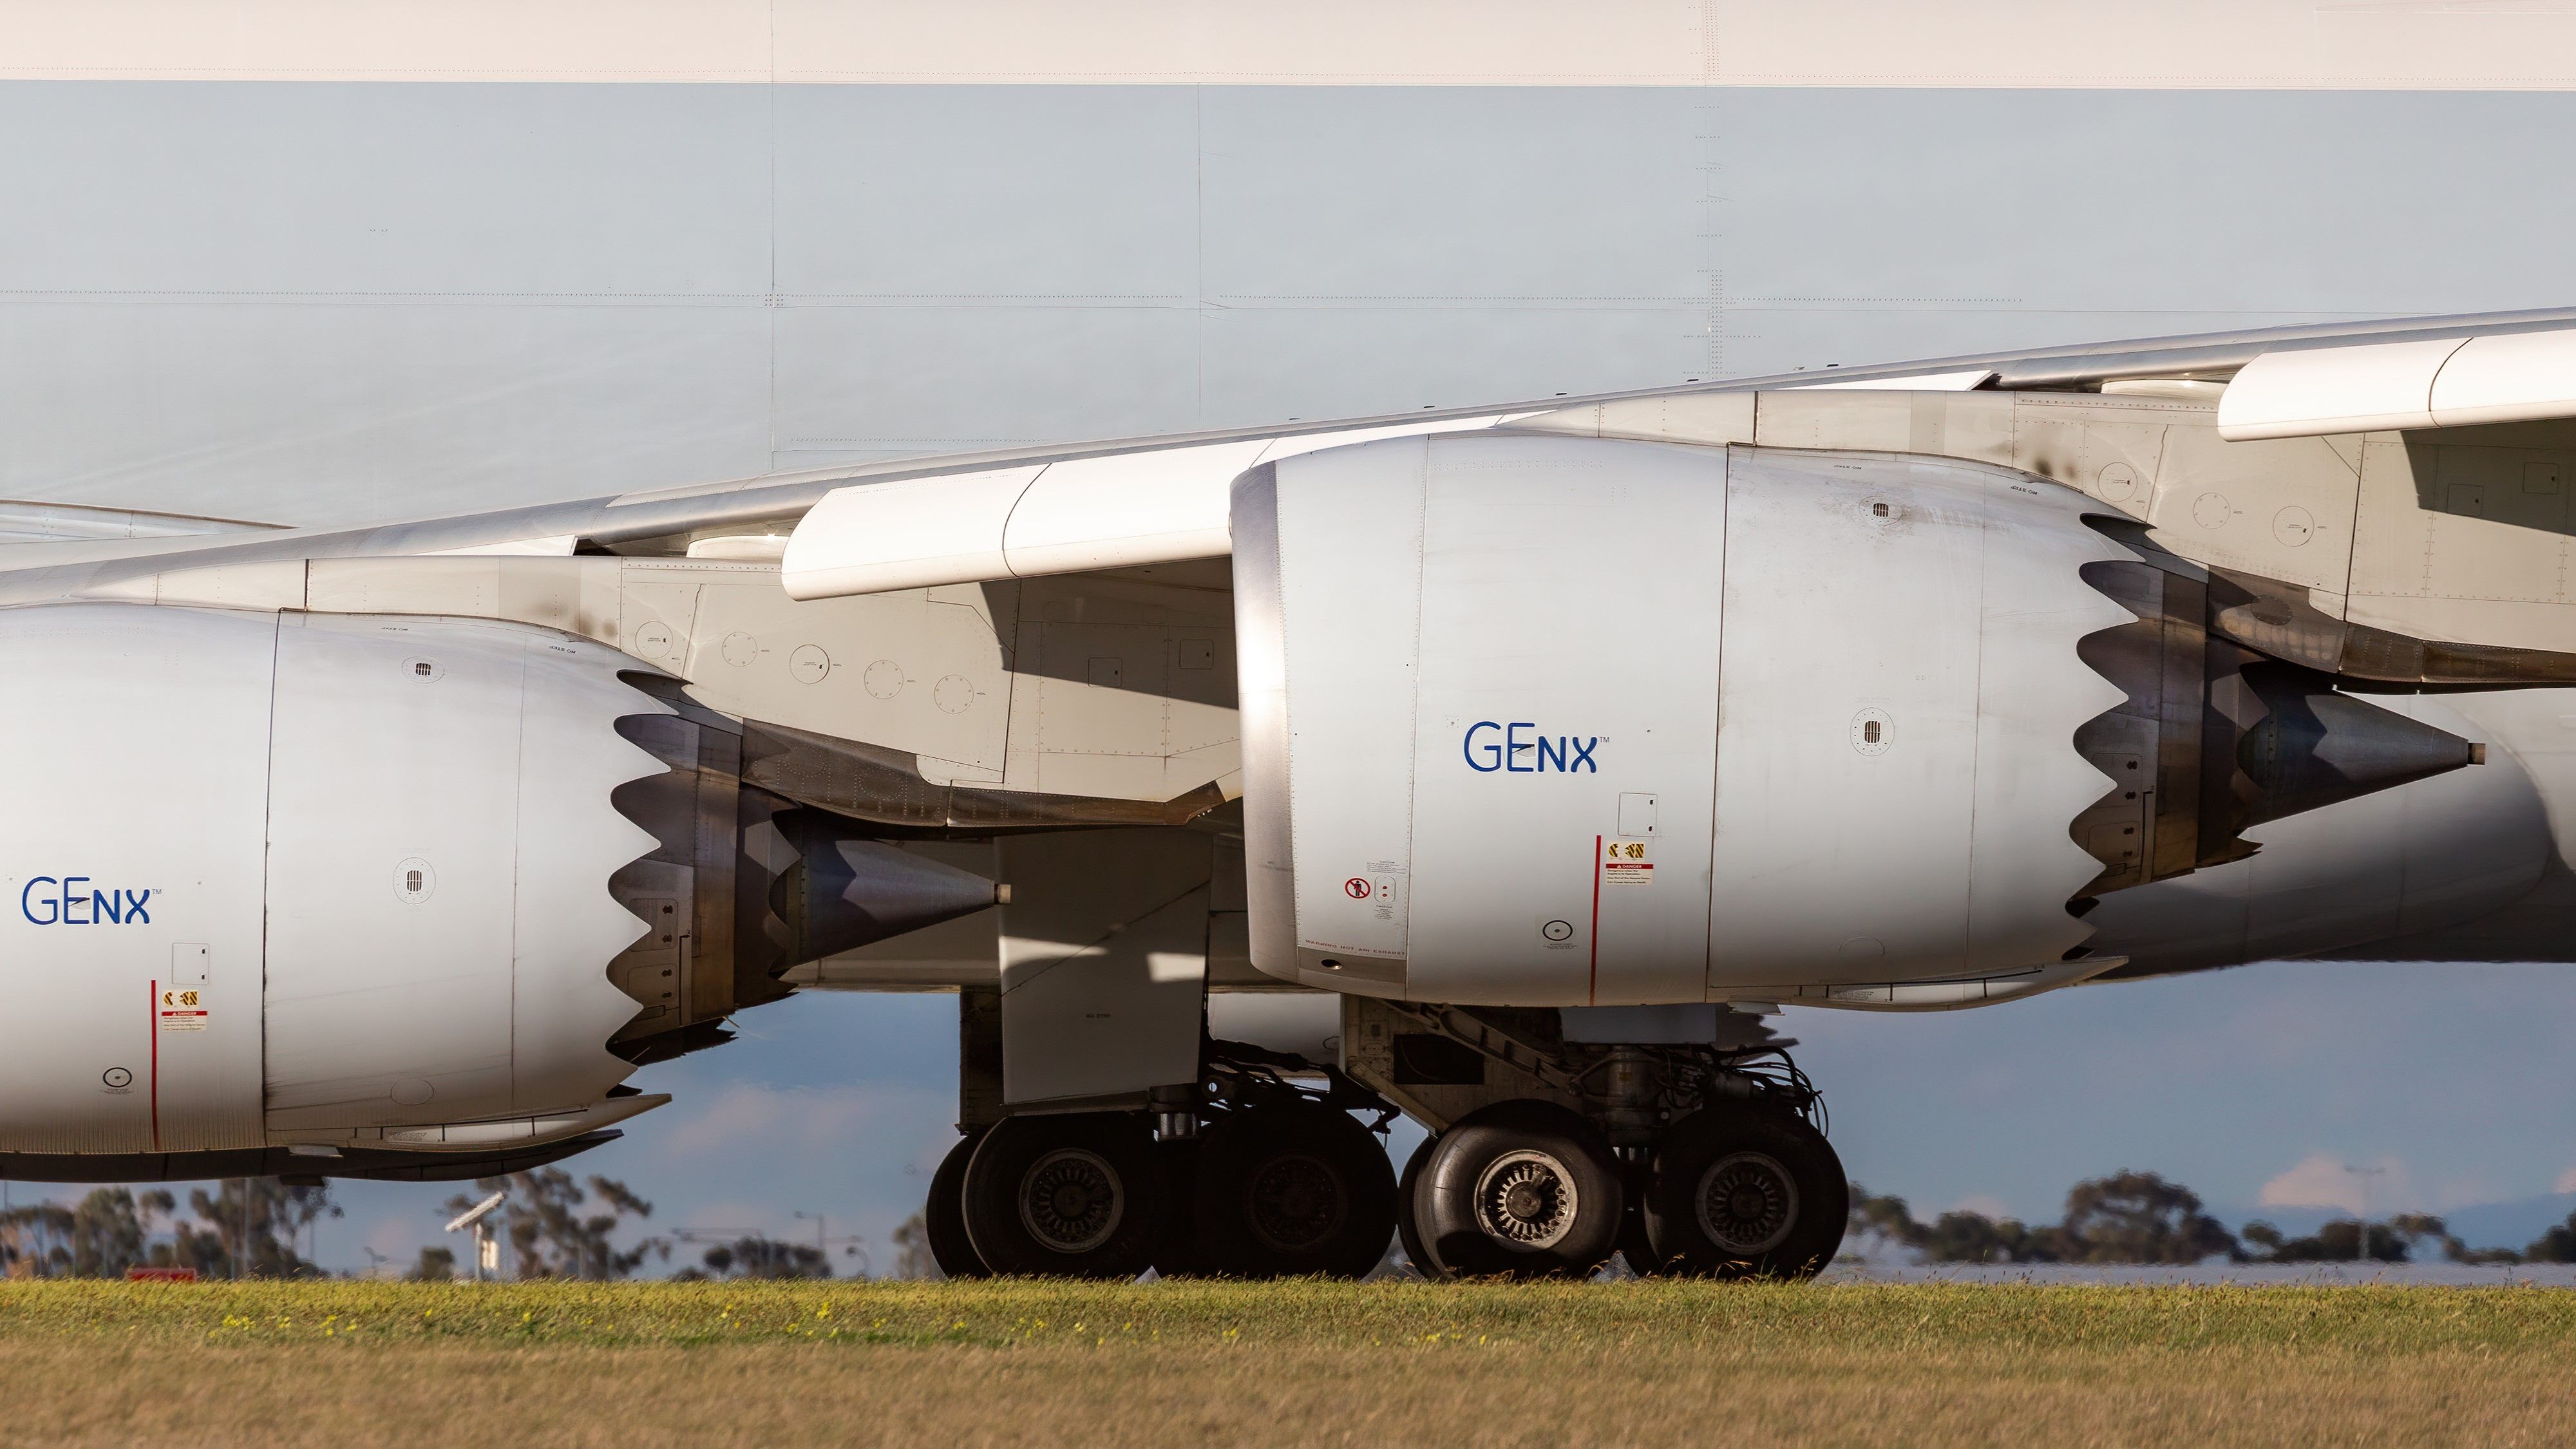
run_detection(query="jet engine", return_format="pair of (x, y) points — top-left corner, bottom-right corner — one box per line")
(0, 604), (1000, 1179)
(1231, 433), (2476, 1005)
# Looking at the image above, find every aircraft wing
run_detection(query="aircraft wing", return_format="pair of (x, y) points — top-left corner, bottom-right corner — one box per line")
(9, 303), (2576, 608)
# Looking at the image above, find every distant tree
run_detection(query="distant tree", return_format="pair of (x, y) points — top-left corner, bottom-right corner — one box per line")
(2057, 1171), (2239, 1264)
(2524, 1208), (2576, 1264)
(64, 1188), (185, 1278)
(2241, 1213), (2497, 1264)
(1920, 1210), (2063, 1264)
(1, 1184), (321, 1279)
(887, 1212), (942, 1281)
(2247, 1218), (2404, 1262)
(691, 1236), (831, 1280)
(0, 1202), (75, 1277)
(188, 1179), (339, 1278)
(1844, 1184), (1929, 1256)
(407, 1245), (456, 1282)
(444, 1170), (666, 1281)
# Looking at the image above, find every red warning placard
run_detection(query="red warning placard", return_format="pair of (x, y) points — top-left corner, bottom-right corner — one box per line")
(1602, 839), (1653, 886)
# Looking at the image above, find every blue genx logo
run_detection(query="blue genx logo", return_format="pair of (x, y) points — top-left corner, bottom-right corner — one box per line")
(1463, 721), (1600, 773)
(21, 876), (152, 925)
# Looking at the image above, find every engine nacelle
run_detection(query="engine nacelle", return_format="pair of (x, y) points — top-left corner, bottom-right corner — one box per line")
(0, 604), (998, 1174)
(1231, 435), (2475, 1006)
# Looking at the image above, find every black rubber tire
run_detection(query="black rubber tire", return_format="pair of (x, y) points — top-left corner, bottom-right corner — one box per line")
(925, 1130), (991, 1280)
(1396, 1133), (1436, 1278)
(962, 1112), (1165, 1279)
(1642, 1108), (1847, 1280)
(1191, 1102), (1397, 1280)
(1149, 1136), (1210, 1279)
(1410, 1100), (1624, 1280)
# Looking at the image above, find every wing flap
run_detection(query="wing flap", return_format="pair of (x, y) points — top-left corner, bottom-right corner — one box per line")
(779, 417), (1510, 601)
(2217, 327), (2576, 440)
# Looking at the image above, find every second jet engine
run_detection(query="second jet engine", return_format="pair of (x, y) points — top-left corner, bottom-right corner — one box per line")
(1231, 433), (2475, 1005)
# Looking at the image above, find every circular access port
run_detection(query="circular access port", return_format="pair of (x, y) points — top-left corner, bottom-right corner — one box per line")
(1851, 708), (1894, 757)
(934, 674), (977, 714)
(393, 858), (437, 904)
(789, 644), (831, 684)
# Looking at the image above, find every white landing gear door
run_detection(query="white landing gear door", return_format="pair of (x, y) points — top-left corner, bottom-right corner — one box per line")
(996, 829), (1211, 1106)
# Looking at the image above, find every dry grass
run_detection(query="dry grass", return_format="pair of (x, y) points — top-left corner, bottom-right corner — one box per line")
(2, 1280), (2571, 1447)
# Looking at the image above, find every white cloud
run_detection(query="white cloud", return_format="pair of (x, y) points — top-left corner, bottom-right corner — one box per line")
(2555, 1165), (2576, 1196)
(2258, 1153), (2418, 1216)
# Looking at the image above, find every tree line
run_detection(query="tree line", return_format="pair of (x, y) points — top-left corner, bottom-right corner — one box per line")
(21, 1164), (2575, 1278)
(2, 1167), (895, 1282)
(1850, 1170), (2576, 1265)
(1, 1179), (337, 1279)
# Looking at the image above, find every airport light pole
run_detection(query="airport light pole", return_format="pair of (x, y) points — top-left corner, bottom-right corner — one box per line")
(444, 1191), (507, 1283)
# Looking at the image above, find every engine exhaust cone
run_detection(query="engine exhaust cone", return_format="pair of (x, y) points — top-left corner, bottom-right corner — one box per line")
(2236, 668), (2477, 829)
(773, 816), (1008, 962)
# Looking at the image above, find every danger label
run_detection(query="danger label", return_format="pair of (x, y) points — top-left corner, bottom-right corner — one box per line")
(1602, 840), (1653, 886)
(158, 987), (207, 1032)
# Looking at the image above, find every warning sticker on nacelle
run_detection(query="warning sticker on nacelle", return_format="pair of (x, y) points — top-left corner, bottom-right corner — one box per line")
(1602, 840), (1653, 886)
(158, 987), (207, 1032)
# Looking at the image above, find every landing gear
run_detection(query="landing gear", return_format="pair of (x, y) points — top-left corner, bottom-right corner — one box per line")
(931, 999), (1848, 1283)
(1641, 1108), (1847, 1279)
(960, 1112), (1168, 1278)
(1616, 1178), (1661, 1276)
(925, 1130), (990, 1280)
(947, 1049), (1403, 1280)
(1405, 1101), (1625, 1280)
(1190, 1101), (1396, 1279)
(1350, 999), (1846, 1281)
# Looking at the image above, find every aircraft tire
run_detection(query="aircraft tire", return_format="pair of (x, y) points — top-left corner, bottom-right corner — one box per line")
(962, 1111), (1164, 1279)
(1189, 1102), (1396, 1280)
(1148, 1136), (1211, 1278)
(1642, 1107), (1847, 1280)
(1410, 1099), (1624, 1280)
(1396, 1132), (1436, 1278)
(925, 1130), (991, 1280)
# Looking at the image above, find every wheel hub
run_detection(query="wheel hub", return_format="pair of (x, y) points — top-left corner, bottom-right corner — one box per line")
(1246, 1151), (1348, 1253)
(1472, 1149), (1579, 1251)
(1017, 1147), (1124, 1255)
(1694, 1150), (1798, 1256)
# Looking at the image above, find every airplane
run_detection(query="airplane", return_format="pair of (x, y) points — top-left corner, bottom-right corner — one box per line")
(11, 0), (2576, 1282)
(10, 303), (2576, 1282)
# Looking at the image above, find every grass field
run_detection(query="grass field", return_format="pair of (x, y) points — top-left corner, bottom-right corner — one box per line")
(4, 1279), (2574, 1447)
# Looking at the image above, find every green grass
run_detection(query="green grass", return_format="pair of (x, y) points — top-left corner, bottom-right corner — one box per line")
(5, 1280), (2575, 1446)
(2, 1276), (2571, 1350)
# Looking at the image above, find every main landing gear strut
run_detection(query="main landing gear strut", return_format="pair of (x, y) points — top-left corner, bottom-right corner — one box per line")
(925, 1005), (1848, 1282)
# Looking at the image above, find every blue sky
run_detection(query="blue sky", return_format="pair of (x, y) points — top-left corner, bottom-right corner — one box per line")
(187, 956), (2566, 1273)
